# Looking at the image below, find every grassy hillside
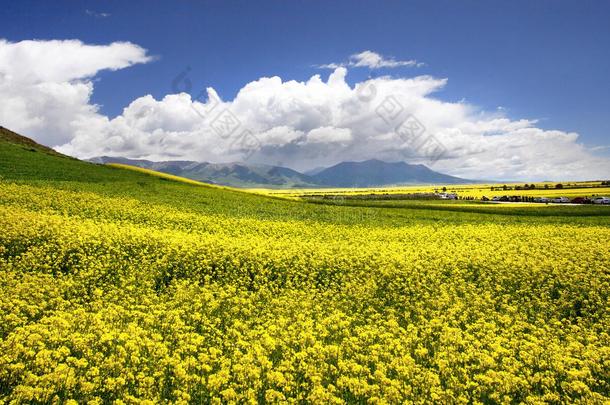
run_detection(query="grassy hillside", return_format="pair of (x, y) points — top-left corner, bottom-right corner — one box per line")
(0, 132), (609, 403)
(0, 126), (66, 157)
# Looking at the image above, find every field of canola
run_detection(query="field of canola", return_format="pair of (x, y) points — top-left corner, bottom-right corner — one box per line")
(0, 136), (610, 404)
(261, 183), (610, 200)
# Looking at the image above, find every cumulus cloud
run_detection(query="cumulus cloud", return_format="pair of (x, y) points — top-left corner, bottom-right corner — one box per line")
(0, 39), (151, 83)
(306, 127), (352, 144)
(0, 39), (151, 146)
(318, 50), (423, 70)
(0, 39), (608, 181)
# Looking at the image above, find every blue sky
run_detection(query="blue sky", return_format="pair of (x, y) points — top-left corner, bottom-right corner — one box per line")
(1, 1), (609, 179)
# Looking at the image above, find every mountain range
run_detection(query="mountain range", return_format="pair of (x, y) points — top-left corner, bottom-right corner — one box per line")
(0, 125), (475, 188)
(89, 156), (473, 188)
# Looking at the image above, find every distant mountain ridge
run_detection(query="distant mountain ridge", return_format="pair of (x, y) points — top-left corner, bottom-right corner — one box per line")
(90, 156), (474, 188)
(312, 159), (469, 187)
(0, 126), (476, 188)
(89, 156), (319, 188)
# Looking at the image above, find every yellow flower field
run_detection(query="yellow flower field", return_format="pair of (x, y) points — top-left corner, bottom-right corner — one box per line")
(0, 142), (609, 403)
(259, 181), (610, 200)
(1, 177), (609, 404)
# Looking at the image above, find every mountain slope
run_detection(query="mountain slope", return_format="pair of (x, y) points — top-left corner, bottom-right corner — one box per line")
(311, 159), (471, 187)
(0, 127), (143, 183)
(91, 156), (475, 188)
(90, 156), (319, 188)
(0, 126), (67, 157)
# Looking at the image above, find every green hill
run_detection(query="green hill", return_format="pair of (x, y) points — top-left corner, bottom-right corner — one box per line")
(0, 126), (66, 156)
(0, 126), (153, 183)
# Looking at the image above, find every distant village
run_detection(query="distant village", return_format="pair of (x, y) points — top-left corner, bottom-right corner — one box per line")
(436, 181), (610, 204)
(303, 181), (610, 204)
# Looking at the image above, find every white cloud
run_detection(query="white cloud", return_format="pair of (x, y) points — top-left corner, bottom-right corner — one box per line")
(0, 39), (151, 146)
(590, 145), (610, 152)
(317, 62), (343, 69)
(86, 10), (111, 18)
(0, 39), (151, 83)
(0, 39), (608, 181)
(350, 50), (422, 69)
(318, 50), (423, 70)
(306, 127), (352, 144)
